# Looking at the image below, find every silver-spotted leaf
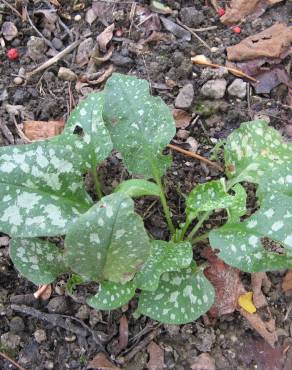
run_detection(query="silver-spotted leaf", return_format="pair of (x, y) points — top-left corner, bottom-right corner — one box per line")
(103, 73), (176, 178)
(209, 192), (292, 272)
(115, 179), (160, 198)
(135, 240), (193, 291)
(10, 238), (67, 285)
(87, 280), (136, 310)
(138, 264), (215, 324)
(64, 193), (150, 283)
(64, 92), (113, 166)
(224, 120), (292, 184)
(0, 139), (92, 237)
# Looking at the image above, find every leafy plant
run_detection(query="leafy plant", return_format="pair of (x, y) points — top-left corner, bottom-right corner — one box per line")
(1, 73), (290, 325)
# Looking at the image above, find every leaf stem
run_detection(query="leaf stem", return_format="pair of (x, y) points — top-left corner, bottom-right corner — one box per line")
(191, 232), (209, 245)
(91, 166), (103, 200)
(186, 211), (211, 241)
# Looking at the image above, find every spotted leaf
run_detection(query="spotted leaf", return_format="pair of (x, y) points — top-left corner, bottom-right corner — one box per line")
(87, 280), (136, 310)
(0, 138), (92, 237)
(135, 240), (193, 291)
(115, 179), (160, 198)
(103, 73), (176, 178)
(10, 238), (67, 285)
(64, 193), (150, 283)
(209, 192), (292, 272)
(138, 264), (215, 324)
(64, 92), (113, 167)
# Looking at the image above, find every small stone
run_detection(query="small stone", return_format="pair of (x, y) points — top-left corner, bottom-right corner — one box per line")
(27, 36), (47, 61)
(75, 305), (90, 320)
(227, 78), (247, 99)
(74, 14), (82, 21)
(89, 309), (102, 327)
(285, 125), (292, 137)
(201, 79), (227, 99)
(47, 296), (68, 314)
(65, 334), (76, 342)
(111, 52), (133, 66)
(9, 316), (25, 332)
(211, 47), (219, 53)
(176, 129), (190, 139)
(44, 360), (54, 369)
(180, 7), (204, 27)
(13, 77), (23, 85)
(51, 37), (63, 50)
(1, 332), (21, 349)
(34, 329), (46, 343)
(175, 83), (194, 109)
(58, 67), (77, 81)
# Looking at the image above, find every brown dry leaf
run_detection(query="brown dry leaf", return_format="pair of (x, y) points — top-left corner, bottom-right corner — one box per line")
(86, 8), (98, 25)
(118, 315), (128, 352)
(172, 109), (192, 129)
(282, 270), (292, 292)
(87, 64), (115, 85)
(221, 0), (283, 25)
(87, 353), (120, 370)
(251, 272), (271, 308)
(96, 24), (114, 52)
(76, 38), (94, 66)
(190, 353), (216, 370)
(202, 248), (241, 317)
(227, 23), (292, 62)
(1, 21), (18, 41)
(34, 284), (52, 300)
(23, 120), (65, 141)
(147, 341), (164, 370)
(92, 1), (114, 26)
(93, 45), (114, 64)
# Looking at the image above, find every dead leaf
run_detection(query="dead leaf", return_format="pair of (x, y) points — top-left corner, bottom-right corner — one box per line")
(92, 1), (114, 26)
(150, 0), (173, 15)
(160, 16), (191, 41)
(190, 353), (216, 370)
(282, 270), (292, 292)
(118, 315), (128, 352)
(96, 24), (114, 52)
(23, 120), (65, 141)
(93, 45), (114, 64)
(147, 341), (164, 370)
(86, 8), (98, 25)
(254, 66), (292, 94)
(87, 353), (120, 370)
(251, 272), (271, 308)
(227, 23), (292, 62)
(86, 64), (115, 85)
(1, 21), (18, 41)
(172, 109), (192, 129)
(76, 38), (94, 66)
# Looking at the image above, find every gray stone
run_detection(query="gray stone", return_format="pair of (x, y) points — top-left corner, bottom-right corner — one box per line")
(58, 67), (77, 81)
(180, 7), (204, 28)
(47, 296), (68, 314)
(1, 332), (21, 349)
(34, 329), (47, 343)
(75, 304), (90, 320)
(9, 316), (25, 332)
(201, 79), (227, 99)
(227, 78), (247, 99)
(27, 36), (47, 61)
(111, 52), (133, 66)
(175, 83), (194, 109)
(51, 37), (63, 50)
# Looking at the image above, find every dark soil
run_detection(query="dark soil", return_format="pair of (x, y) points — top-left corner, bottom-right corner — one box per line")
(0, 1), (291, 369)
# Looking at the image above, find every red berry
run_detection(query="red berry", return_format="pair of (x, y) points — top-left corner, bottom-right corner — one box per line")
(7, 48), (19, 60)
(217, 7), (225, 17)
(232, 26), (241, 34)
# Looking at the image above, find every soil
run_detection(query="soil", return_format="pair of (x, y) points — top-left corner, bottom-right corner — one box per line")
(0, 1), (292, 370)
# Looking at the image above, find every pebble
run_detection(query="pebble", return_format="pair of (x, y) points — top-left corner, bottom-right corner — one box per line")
(58, 67), (77, 81)
(111, 52), (133, 66)
(47, 296), (68, 314)
(74, 14), (82, 21)
(175, 83), (194, 109)
(34, 329), (47, 343)
(51, 37), (63, 50)
(75, 304), (90, 320)
(227, 78), (247, 99)
(1, 332), (21, 349)
(201, 79), (227, 99)
(27, 36), (47, 61)
(180, 7), (204, 27)
(9, 316), (25, 332)
(13, 76), (23, 85)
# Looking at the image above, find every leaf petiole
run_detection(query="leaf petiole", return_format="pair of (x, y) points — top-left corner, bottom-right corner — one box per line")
(91, 166), (103, 200)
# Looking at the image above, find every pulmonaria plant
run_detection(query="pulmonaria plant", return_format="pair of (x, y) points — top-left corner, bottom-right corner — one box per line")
(2, 73), (291, 324)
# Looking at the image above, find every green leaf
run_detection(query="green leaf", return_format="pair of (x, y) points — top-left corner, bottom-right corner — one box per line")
(135, 240), (193, 291)
(103, 73), (176, 178)
(64, 193), (150, 283)
(0, 138), (92, 237)
(115, 179), (160, 198)
(209, 192), (292, 272)
(66, 274), (86, 293)
(224, 120), (292, 184)
(64, 92), (113, 166)
(186, 179), (247, 221)
(10, 238), (67, 285)
(87, 280), (136, 310)
(138, 264), (215, 324)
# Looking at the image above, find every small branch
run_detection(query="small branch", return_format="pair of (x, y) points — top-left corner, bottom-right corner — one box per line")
(191, 57), (258, 83)
(167, 144), (223, 171)
(0, 351), (26, 370)
(33, 284), (50, 299)
(191, 26), (218, 32)
(177, 18), (212, 51)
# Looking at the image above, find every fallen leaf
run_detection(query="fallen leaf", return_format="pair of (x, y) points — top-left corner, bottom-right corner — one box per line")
(85, 8), (98, 25)
(282, 270), (292, 292)
(92, 1), (114, 26)
(96, 23), (114, 52)
(1, 21), (18, 41)
(190, 353), (216, 370)
(227, 23), (292, 62)
(92, 45), (114, 64)
(86, 64), (115, 85)
(76, 38), (94, 66)
(34, 9), (58, 24)
(23, 120), (65, 141)
(147, 341), (164, 370)
(172, 109), (192, 129)
(150, 0), (173, 14)
(238, 292), (257, 313)
(160, 16), (191, 41)
(87, 353), (120, 370)
(118, 315), (128, 352)
(251, 272), (271, 308)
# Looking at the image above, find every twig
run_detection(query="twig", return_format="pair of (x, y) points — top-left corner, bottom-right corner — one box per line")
(1, 0), (22, 18)
(167, 144), (223, 171)
(0, 351), (26, 370)
(177, 18), (212, 51)
(191, 57), (258, 83)
(33, 284), (50, 299)
(192, 26), (218, 32)
(25, 38), (81, 79)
